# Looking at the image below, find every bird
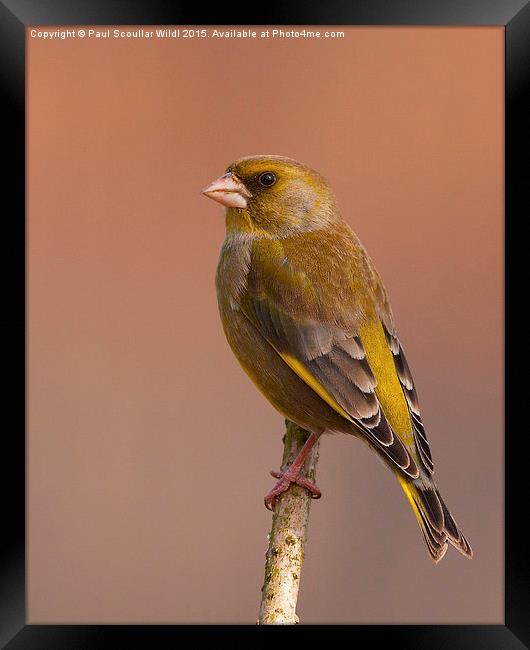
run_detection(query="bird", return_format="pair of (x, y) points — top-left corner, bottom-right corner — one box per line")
(202, 154), (472, 563)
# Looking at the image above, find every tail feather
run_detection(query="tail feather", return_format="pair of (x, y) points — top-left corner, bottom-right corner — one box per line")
(438, 493), (473, 558)
(397, 475), (473, 563)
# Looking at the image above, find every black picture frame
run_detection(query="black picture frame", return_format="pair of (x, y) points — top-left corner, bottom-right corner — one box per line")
(2, 0), (526, 646)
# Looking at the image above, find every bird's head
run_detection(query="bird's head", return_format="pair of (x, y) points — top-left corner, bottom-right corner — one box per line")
(202, 155), (339, 237)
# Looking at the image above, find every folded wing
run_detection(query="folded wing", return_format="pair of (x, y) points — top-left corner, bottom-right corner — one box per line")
(242, 293), (420, 479)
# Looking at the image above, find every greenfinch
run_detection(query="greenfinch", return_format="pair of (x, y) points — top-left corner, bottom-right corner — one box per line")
(202, 155), (472, 563)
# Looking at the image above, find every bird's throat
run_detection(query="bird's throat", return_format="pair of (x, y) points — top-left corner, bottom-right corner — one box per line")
(225, 207), (271, 239)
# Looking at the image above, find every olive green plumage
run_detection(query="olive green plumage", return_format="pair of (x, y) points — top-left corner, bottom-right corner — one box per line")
(209, 155), (472, 562)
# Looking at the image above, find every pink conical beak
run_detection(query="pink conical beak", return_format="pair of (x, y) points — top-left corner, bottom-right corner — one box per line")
(201, 171), (251, 209)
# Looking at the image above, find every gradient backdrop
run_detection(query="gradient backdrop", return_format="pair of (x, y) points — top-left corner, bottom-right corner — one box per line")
(27, 26), (503, 623)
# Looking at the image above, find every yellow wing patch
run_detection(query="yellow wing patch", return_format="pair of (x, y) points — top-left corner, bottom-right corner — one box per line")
(279, 352), (356, 423)
(397, 473), (423, 525)
(359, 320), (413, 442)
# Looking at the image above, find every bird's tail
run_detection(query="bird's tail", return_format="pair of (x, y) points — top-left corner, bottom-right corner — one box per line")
(397, 474), (473, 563)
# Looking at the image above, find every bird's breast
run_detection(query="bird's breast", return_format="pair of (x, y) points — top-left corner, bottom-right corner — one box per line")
(215, 235), (253, 312)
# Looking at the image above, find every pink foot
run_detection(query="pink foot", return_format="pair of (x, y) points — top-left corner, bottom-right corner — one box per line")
(264, 467), (322, 511)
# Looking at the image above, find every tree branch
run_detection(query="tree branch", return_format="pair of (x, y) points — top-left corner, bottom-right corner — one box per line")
(258, 420), (320, 625)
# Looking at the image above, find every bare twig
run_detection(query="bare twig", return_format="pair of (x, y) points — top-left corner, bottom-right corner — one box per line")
(258, 420), (320, 625)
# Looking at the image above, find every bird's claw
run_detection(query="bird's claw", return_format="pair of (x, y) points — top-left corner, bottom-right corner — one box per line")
(264, 469), (322, 511)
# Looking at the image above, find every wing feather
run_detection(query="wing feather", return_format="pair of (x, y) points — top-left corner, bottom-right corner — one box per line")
(241, 293), (420, 478)
(383, 323), (434, 475)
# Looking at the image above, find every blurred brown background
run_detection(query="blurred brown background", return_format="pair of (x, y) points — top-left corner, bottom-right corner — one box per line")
(27, 27), (503, 623)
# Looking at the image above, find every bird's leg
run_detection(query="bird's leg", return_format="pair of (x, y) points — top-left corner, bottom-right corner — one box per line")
(264, 431), (321, 511)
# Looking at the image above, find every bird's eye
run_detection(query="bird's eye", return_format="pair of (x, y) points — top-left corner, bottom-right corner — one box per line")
(258, 172), (276, 187)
